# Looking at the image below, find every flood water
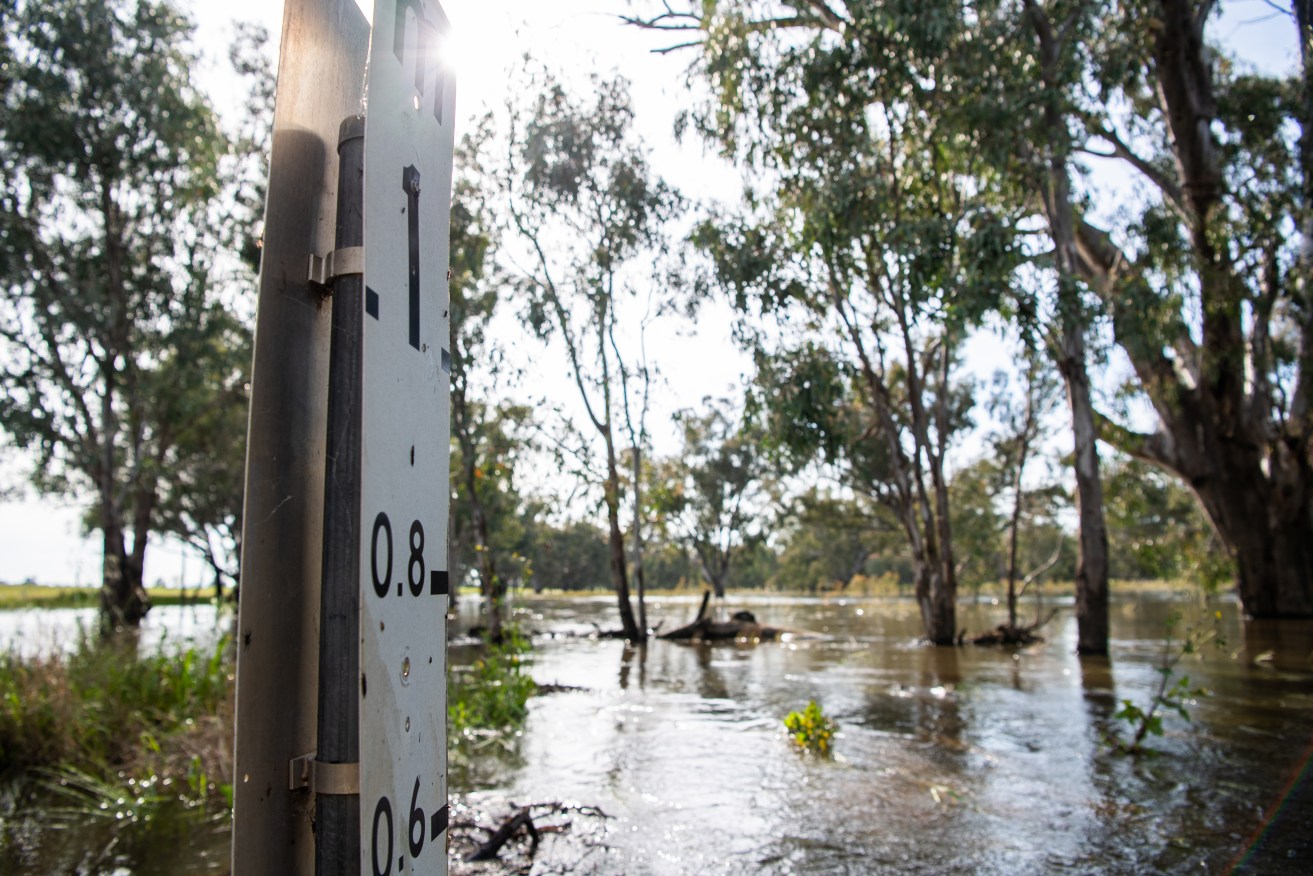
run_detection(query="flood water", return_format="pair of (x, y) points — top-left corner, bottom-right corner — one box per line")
(0, 602), (224, 659)
(3, 592), (1311, 874)
(454, 592), (1313, 875)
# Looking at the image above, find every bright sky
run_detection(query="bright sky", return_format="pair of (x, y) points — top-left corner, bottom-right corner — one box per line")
(0, 0), (1299, 587)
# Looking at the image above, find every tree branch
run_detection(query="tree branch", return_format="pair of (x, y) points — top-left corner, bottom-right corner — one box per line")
(1094, 124), (1189, 221)
(1094, 411), (1180, 470)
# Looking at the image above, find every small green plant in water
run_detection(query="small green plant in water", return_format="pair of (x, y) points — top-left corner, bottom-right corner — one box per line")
(447, 625), (536, 753)
(783, 700), (836, 755)
(1113, 608), (1220, 755)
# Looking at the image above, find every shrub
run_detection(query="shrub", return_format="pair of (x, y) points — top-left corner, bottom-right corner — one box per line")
(784, 700), (837, 755)
(448, 626), (536, 749)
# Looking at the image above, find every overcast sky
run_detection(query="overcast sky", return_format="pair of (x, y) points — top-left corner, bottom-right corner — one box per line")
(0, 0), (1299, 587)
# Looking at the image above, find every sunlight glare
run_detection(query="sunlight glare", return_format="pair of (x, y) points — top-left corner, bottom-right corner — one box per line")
(431, 22), (470, 81)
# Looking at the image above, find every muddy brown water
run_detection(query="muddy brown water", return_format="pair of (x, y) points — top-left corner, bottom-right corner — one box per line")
(2, 592), (1311, 874)
(452, 593), (1313, 875)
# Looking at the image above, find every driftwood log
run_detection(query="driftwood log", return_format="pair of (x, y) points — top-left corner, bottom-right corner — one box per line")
(466, 807), (539, 862)
(453, 800), (611, 869)
(969, 609), (1059, 646)
(658, 591), (788, 642)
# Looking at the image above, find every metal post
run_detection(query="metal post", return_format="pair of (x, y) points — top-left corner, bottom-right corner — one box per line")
(230, 2), (368, 873)
(315, 114), (366, 876)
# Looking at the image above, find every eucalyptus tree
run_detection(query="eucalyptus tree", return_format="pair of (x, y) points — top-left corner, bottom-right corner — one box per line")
(653, 399), (770, 599)
(1065, 0), (1313, 618)
(449, 140), (534, 642)
(498, 69), (683, 640)
(671, 26), (1022, 642)
(0, 0), (254, 629)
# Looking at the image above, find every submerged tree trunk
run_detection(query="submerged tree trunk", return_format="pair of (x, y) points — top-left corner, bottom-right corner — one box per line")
(1227, 502), (1313, 617)
(1183, 433), (1313, 617)
(100, 522), (149, 633)
(97, 381), (149, 632)
(630, 443), (649, 637)
(1061, 332), (1111, 654)
(1026, 0), (1110, 654)
(605, 443), (641, 641)
(624, 433), (645, 638)
(915, 562), (957, 646)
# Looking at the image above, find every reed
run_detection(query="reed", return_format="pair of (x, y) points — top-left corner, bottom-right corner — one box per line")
(0, 630), (233, 808)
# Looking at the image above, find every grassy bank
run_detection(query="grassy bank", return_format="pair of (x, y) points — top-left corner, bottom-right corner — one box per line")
(0, 583), (222, 610)
(0, 619), (536, 809)
(0, 584), (99, 610)
(0, 632), (233, 809)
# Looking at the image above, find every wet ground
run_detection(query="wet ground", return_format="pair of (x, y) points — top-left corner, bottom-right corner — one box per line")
(2, 592), (1311, 874)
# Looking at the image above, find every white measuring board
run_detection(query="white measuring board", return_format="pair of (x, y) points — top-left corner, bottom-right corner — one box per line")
(358, 1), (455, 874)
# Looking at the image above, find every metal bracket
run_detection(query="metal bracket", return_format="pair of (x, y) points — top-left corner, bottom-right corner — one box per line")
(289, 752), (360, 795)
(307, 245), (365, 289)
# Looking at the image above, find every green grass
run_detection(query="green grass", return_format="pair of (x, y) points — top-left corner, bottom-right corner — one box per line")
(0, 584), (99, 609)
(0, 583), (223, 610)
(146, 586), (222, 606)
(0, 631), (234, 809)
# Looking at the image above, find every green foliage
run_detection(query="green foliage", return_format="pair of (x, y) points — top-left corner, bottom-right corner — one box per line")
(41, 765), (174, 825)
(1103, 455), (1234, 590)
(0, 0), (259, 624)
(1112, 610), (1220, 756)
(523, 520), (613, 591)
(783, 700), (837, 756)
(448, 628), (536, 752)
(650, 399), (771, 597)
(951, 359), (1071, 602)
(0, 632), (233, 809)
(773, 488), (899, 592)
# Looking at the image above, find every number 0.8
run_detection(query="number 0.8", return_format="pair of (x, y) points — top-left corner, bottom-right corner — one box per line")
(370, 512), (426, 598)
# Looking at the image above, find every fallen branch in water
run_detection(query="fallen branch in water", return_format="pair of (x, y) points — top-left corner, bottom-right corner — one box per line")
(466, 807), (539, 861)
(970, 609), (1059, 647)
(452, 799), (612, 871)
